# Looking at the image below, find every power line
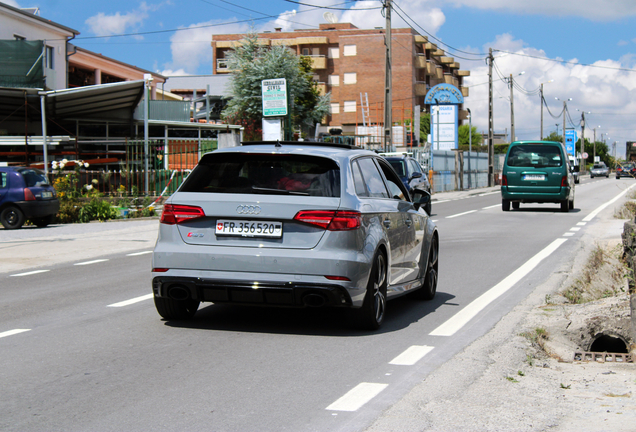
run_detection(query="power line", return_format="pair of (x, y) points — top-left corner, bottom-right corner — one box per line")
(493, 49), (636, 73)
(282, 0), (381, 10)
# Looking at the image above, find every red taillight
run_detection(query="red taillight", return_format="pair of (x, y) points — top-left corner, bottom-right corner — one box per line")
(24, 188), (36, 201)
(152, 268), (169, 272)
(561, 176), (568, 187)
(160, 204), (205, 225)
(501, 175), (508, 186)
(325, 275), (351, 281)
(294, 210), (361, 231)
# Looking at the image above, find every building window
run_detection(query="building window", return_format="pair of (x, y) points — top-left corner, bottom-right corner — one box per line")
(344, 101), (356, 113)
(328, 47), (339, 59)
(313, 74), (320, 82)
(328, 75), (339, 86)
(343, 73), (357, 84)
(343, 45), (357, 56)
(302, 48), (310, 55)
(312, 47), (320, 56)
(45, 46), (54, 69)
(330, 103), (340, 114)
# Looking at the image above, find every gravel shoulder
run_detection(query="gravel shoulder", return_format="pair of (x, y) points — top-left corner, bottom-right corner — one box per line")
(366, 206), (635, 431)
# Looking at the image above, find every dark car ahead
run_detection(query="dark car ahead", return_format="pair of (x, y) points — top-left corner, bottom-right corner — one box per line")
(382, 154), (432, 215)
(0, 166), (59, 229)
(616, 163), (635, 179)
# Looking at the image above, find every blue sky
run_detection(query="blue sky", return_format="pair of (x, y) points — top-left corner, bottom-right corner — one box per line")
(5, 0), (636, 155)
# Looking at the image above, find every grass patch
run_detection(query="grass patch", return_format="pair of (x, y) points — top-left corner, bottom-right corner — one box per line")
(520, 327), (549, 349)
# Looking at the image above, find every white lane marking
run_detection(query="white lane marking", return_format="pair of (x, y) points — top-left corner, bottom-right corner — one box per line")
(75, 259), (109, 266)
(389, 345), (434, 366)
(326, 383), (388, 412)
(576, 222), (587, 226)
(10, 270), (50, 277)
(478, 191), (500, 197)
(0, 329), (31, 339)
(126, 251), (153, 256)
(563, 232), (575, 237)
(434, 200), (451, 204)
(570, 227), (581, 231)
(446, 210), (477, 219)
(431, 220), (439, 223)
(107, 294), (153, 308)
(430, 238), (568, 337)
(583, 184), (636, 222)
(482, 204), (500, 210)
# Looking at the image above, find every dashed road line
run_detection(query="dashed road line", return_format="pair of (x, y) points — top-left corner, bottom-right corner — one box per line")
(10, 270), (50, 277)
(389, 345), (434, 366)
(482, 204), (500, 210)
(430, 238), (568, 337)
(563, 232), (575, 237)
(0, 329), (31, 339)
(126, 251), (153, 256)
(326, 383), (388, 412)
(582, 183), (636, 222)
(446, 210), (477, 219)
(74, 259), (109, 266)
(107, 294), (153, 308)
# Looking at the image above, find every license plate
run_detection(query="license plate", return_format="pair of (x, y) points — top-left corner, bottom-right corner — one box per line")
(42, 191), (53, 198)
(216, 220), (282, 238)
(523, 174), (545, 181)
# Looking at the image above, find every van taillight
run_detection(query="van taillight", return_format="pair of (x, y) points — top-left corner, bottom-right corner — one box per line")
(24, 188), (36, 201)
(294, 210), (361, 231)
(561, 176), (568, 187)
(501, 175), (508, 186)
(160, 204), (205, 225)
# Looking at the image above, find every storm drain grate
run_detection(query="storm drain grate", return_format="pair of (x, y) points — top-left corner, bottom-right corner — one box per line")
(574, 351), (634, 363)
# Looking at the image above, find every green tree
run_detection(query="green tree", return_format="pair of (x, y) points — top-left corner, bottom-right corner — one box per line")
(419, 113), (430, 143)
(458, 124), (483, 148)
(222, 31), (330, 141)
(545, 132), (562, 143)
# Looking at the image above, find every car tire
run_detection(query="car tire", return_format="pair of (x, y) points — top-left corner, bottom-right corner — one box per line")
(502, 199), (510, 212)
(424, 201), (432, 216)
(560, 200), (569, 212)
(590, 175), (594, 178)
(154, 293), (200, 320)
(413, 235), (438, 301)
(569, 198), (574, 210)
(33, 215), (55, 228)
(575, 178), (580, 184)
(1, 206), (25, 229)
(354, 250), (387, 330)
(617, 176), (620, 180)
(512, 201), (520, 210)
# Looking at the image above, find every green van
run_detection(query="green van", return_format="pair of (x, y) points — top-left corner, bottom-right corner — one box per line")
(501, 141), (575, 212)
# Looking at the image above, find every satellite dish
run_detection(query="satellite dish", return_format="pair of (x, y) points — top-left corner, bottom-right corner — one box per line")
(323, 11), (338, 24)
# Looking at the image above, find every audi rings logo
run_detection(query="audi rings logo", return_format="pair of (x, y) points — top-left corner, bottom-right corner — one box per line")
(236, 205), (261, 215)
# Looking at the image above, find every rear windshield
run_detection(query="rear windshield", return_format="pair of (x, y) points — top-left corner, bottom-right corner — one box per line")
(18, 169), (50, 187)
(179, 153), (341, 197)
(387, 160), (406, 177)
(507, 145), (563, 168)
(593, 164), (605, 168)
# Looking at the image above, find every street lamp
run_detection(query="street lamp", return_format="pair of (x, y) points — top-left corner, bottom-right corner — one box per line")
(539, 79), (553, 140)
(577, 109), (591, 173)
(592, 126), (600, 163)
(555, 97), (572, 150)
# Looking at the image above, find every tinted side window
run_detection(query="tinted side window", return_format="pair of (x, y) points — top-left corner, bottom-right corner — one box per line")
(409, 159), (421, 175)
(19, 169), (49, 187)
(351, 160), (369, 197)
(357, 157), (389, 198)
(377, 159), (409, 202)
(0, 172), (6, 189)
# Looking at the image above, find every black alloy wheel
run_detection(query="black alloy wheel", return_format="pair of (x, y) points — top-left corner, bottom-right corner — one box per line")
(413, 235), (438, 300)
(1, 206), (25, 229)
(355, 251), (387, 330)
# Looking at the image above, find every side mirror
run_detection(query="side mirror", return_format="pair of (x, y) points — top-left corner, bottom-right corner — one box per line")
(409, 172), (423, 181)
(411, 188), (431, 211)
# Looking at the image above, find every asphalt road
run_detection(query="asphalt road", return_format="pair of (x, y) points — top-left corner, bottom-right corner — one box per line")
(1, 176), (634, 432)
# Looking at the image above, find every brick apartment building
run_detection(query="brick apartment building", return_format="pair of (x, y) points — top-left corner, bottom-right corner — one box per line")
(211, 22), (470, 138)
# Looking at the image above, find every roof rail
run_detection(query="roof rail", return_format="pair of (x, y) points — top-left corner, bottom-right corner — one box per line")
(241, 140), (359, 150)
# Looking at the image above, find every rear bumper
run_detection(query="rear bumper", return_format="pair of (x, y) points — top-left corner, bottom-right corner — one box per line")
(501, 188), (570, 203)
(152, 276), (354, 308)
(14, 199), (60, 219)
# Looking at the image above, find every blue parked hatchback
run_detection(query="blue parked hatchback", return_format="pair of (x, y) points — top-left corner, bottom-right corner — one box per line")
(0, 166), (59, 229)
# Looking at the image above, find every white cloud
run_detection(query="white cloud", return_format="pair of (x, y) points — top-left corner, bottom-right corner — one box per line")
(159, 68), (189, 76)
(444, 0), (636, 21)
(2, 0), (20, 7)
(464, 35), (636, 152)
(85, 2), (168, 37)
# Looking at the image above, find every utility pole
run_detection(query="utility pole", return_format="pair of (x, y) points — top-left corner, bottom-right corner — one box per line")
(540, 83), (544, 140)
(383, 0), (392, 152)
(488, 48), (494, 187)
(509, 73), (515, 142)
(562, 101), (566, 158)
(580, 112), (586, 174)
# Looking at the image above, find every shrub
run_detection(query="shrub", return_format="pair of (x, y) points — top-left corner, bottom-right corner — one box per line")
(78, 198), (119, 223)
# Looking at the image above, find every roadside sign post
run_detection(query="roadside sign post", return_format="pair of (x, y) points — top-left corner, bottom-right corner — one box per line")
(262, 78), (288, 140)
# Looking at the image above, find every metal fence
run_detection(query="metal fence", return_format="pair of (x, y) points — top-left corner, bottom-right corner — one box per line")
(430, 150), (505, 193)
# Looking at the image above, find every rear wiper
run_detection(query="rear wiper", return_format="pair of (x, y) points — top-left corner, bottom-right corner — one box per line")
(251, 186), (309, 196)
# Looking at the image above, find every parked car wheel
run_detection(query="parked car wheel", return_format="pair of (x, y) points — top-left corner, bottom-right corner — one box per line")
(512, 201), (520, 210)
(569, 198), (574, 210)
(153, 294), (200, 320)
(590, 174), (594, 179)
(502, 199), (511, 211)
(33, 214), (55, 228)
(354, 250), (387, 330)
(1, 206), (25, 229)
(424, 201), (432, 216)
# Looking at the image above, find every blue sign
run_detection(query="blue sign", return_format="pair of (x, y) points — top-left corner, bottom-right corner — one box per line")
(565, 129), (577, 157)
(424, 84), (464, 105)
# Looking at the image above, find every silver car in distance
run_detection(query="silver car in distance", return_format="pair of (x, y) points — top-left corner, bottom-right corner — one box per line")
(152, 141), (438, 330)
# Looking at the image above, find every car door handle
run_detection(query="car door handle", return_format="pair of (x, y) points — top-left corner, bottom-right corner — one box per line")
(405, 219), (412, 227)
(383, 219), (391, 228)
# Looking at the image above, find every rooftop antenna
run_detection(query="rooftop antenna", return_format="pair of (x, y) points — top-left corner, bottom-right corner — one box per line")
(323, 11), (338, 24)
